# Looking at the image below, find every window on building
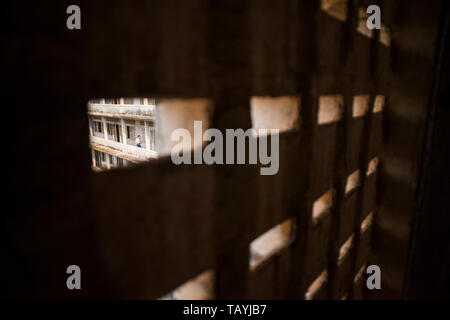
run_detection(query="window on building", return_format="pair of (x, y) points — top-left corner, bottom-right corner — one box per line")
(107, 123), (114, 136)
(87, 97), (159, 172)
(94, 121), (103, 133)
(94, 150), (101, 167)
(116, 125), (121, 143)
(150, 127), (156, 150)
(124, 98), (134, 104)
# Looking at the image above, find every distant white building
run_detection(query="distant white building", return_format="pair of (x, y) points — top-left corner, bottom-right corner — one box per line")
(87, 97), (158, 171)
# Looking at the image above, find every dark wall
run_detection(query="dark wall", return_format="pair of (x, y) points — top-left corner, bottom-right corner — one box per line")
(406, 2), (450, 299)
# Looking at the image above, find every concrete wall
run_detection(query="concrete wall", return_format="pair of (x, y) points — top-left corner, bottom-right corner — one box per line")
(88, 104), (155, 117)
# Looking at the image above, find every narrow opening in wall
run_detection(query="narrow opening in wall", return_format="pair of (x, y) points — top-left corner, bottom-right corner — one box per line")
(305, 270), (328, 300)
(249, 218), (296, 271)
(250, 96), (300, 136)
(87, 97), (158, 171)
(345, 169), (360, 194)
(318, 95), (343, 125)
(353, 95), (370, 118)
(366, 157), (379, 176)
(156, 98), (212, 157)
(380, 25), (391, 46)
(312, 188), (334, 225)
(373, 95), (385, 113)
(88, 97), (213, 170)
(354, 263), (366, 283)
(357, 8), (374, 38)
(161, 270), (214, 300)
(337, 234), (354, 265)
(361, 212), (374, 234)
(320, 0), (348, 22)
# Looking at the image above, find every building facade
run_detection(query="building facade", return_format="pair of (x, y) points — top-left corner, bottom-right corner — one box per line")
(88, 98), (158, 171)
